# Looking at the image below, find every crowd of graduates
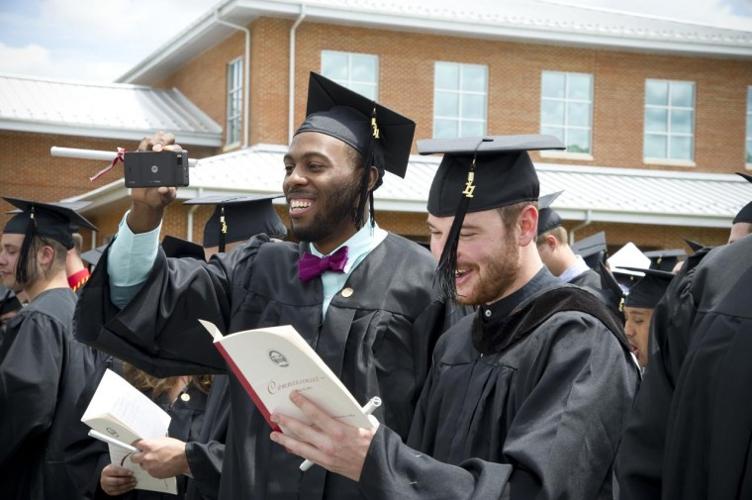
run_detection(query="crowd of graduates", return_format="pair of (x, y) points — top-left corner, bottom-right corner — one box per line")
(1, 72), (751, 500)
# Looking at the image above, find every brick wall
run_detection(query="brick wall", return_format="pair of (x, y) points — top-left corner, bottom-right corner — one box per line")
(159, 17), (752, 173)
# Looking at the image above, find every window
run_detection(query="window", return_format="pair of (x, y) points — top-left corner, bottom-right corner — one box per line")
(433, 62), (487, 138)
(226, 57), (243, 146)
(321, 50), (378, 100)
(747, 86), (752, 164)
(644, 80), (695, 162)
(540, 71), (593, 154)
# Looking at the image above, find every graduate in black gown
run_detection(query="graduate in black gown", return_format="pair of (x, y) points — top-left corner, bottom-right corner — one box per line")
(0, 197), (107, 499)
(268, 135), (640, 500)
(728, 172), (752, 244)
(536, 190), (603, 290)
(74, 74), (451, 500)
(618, 267), (673, 370)
(616, 181), (752, 500)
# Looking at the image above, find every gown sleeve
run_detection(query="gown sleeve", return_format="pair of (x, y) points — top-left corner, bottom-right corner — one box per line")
(360, 313), (637, 500)
(0, 314), (64, 465)
(75, 236), (269, 378)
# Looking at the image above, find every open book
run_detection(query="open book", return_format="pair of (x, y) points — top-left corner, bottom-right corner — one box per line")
(199, 320), (377, 433)
(81, 369), (177, 494)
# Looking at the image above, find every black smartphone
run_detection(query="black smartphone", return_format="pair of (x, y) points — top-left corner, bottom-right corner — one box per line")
(123, 150), (190, 188)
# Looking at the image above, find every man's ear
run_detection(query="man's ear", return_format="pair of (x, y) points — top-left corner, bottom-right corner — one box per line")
(518, 205), (539, 246)
(545, 234), (559, 251)
(37, 244), (56, 268)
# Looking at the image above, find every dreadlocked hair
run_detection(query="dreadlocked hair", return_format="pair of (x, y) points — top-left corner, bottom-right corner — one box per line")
(348, 145), (384, 230)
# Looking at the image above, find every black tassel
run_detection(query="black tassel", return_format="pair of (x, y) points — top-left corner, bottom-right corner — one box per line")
(219, 206), (227, 253)
(354, 167), (370, 230)
(434, 195), (471, 300)
(434, 139), (486, 300)
(369, 191), (376, 229)
(15, 207), (37, 285)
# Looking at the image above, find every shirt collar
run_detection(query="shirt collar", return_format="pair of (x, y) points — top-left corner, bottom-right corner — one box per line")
(558, 255), (591, 283)
(309, 219), (382, 274)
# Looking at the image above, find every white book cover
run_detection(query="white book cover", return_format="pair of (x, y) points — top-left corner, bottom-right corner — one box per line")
(199, 320), (376, 433)
(82, 369), (177, 494)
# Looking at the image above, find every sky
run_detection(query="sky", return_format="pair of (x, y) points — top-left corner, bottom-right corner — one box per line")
(0, 0), (750, 83)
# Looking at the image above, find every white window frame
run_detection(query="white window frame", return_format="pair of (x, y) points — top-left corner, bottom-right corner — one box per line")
(320, 50), (379, 100)
(433, 61), (488, 138)
(643, 79), (696, 165)
(539, 71), (594, 157)
(746, 86), (752, 168)
(225, 57), (243, 148)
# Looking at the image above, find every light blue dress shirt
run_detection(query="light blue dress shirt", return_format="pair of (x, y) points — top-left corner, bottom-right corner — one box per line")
(308, 219), (387, 318)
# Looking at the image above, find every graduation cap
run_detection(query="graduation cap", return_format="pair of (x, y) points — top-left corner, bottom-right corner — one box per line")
(184, 194), (287, 253)
(537, 191), (564, 236)
(295, 72), (416, 228)
(418, 134), (565, 298)
(683, 238), (707, 254)
(620, 267), (674, 309)
(3, 197), (98, 285)
(644, 248), (685, 272)
(572, 231), (608, 269)
(80, 244), (107, 267)
(597, 261), (625, 319)
(733, 172), (752, 224)
(161, 236), (204, 260)
(607, 242), (651, 276)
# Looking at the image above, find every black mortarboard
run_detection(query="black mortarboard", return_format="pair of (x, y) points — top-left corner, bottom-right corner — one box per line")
(184, 194), (287, 252)
(621, 267), (674, 309)
(295, 73), (416, 230)
(537, 191), (564, 236)
(3, 197), (98, 284)
(644, 249), (685, 272)
(161, 236), (205, 260)
(419, 134), (565, 298)
(733, 172), (752, 224)
(684, 238), (706, 254)
(593, 261), (625, 322)
(572, 231), (608, 269)
(80, 244), (107, 267)
(296, 72), (415, 180)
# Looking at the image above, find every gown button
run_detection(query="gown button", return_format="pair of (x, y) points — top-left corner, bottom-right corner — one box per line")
(180, 392), (191, 402)
(484, 309), (492, 318)
(341, 287), (354, 298)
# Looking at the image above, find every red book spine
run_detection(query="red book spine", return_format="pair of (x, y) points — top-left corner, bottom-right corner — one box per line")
(213, 341), (281, 432)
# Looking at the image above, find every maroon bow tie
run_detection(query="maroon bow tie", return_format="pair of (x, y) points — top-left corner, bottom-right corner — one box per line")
(298, 246), (349, 282)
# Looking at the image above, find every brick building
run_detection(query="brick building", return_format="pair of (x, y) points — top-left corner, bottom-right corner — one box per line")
(2, 0), (752, 253)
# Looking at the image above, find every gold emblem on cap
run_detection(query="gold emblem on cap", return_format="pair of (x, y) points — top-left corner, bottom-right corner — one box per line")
(180, 392), (191, 402)
(462, 171), (476, 198)
(341, 287), (354, 298)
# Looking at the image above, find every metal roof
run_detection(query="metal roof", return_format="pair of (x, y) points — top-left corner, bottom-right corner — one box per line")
(64, 143), (751, 229)
(120, 0), (752, 84)
(0, 74), (222, 146)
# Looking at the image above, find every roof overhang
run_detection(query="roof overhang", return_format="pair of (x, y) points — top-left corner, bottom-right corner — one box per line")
(119, 0), (752, 85)
(0, 118), (222, 147)
(63, 143), (746, 230)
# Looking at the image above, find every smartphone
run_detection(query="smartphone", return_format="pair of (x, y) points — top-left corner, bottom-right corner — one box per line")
(124, 150), (190, 188)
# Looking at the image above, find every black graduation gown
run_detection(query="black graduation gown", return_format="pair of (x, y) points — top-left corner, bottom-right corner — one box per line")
(75, 233), (448, 500)
(616, 237), (752, 500)
(0, 287), (108, 500)
(185, 375), (230, 500)
(359, 276), (639, 500)
(569, 267), (602, 290)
